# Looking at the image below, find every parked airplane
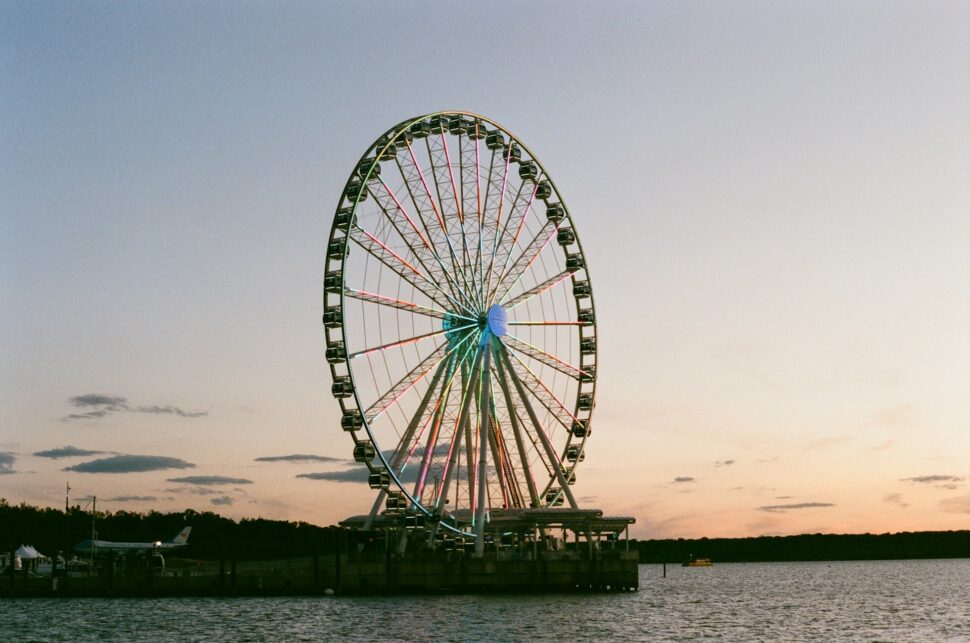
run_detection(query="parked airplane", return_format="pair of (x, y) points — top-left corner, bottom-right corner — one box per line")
(74, 526), (192, 554)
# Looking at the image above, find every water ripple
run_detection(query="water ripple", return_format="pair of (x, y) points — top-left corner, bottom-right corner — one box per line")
(1, 559), (968, 642)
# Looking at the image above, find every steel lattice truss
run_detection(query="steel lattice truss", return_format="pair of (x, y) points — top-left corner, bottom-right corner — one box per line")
(323, 112), (597, 541)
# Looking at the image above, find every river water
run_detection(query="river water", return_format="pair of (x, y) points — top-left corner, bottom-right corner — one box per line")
(2, 559), (968, 641)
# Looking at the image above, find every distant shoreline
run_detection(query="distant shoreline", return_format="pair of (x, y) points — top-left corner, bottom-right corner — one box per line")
(3, 500), (968, 565)
(634, 531), (970, 564)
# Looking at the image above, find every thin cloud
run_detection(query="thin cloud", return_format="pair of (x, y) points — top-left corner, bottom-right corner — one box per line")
(875, 403), (917, 431)
(296, 466), (426, 484)
(166, 476), (253, 486)
(254, 454), (343, 463)
(210, 496), (234, 506)
(60, 394), (206, 422)
(715, 460), (735, 467)
(62, 411), (111, 421)
(297, 470), (368, 482)
(883, 493), (909, 508)
(901, 475), (963, 485)
(871, 439), (895, 453)
(165, 486), (219, 496)
(0, 452), (15, 475)
(135, 405), (207, 418)
(71, 394), (127, 408)
(940, 495), (970, 514)
(107, 495), (158, 502)
(34, 445), (106, 459)
(64, 455), (195, 473)
(758, 502), (835, 513)
(673, 476), (695, 483)
(804, 435), (852, 452)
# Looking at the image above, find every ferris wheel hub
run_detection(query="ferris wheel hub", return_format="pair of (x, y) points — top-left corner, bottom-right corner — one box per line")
(485, 303), (507, 338)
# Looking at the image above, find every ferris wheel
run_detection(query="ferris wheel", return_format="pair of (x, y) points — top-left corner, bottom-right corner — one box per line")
(323, 111), (597, 543)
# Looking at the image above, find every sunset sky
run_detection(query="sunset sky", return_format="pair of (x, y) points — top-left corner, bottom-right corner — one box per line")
(2, 1), (967, 539)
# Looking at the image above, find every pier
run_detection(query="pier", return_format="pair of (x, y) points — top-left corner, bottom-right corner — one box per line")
(6, 550), (638, 598)
(5, 509), (638, 597)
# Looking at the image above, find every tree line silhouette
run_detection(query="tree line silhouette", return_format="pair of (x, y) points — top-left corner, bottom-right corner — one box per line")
(0, 499), (343, 560)
(3, 499), (968, 562)
(637, 531), (970, 563)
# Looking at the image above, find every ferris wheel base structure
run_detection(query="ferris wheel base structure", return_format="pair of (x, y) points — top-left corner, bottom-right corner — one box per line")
(323, 542), (640, 594)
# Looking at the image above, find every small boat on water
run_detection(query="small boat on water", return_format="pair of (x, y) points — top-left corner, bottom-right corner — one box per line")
(683, 557), (713, 567)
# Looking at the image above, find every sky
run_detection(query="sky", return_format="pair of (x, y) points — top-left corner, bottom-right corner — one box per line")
(1, 1), (968, 539)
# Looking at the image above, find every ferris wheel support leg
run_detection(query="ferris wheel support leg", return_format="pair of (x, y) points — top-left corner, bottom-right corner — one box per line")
(396, 527), (409, 555)
(486, 412), (510, 509)
(433, 350), (481, 516)
(497, 344), (579, 510)
(413, 357), (461, 505)
(494, 349), (540, 507)
(424, 347), (483, 548)
(363, 360), (450, 531)
(474, 336), (493, 557)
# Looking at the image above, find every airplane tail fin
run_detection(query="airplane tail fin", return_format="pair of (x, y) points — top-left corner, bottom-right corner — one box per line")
(169, 526), (192, 544)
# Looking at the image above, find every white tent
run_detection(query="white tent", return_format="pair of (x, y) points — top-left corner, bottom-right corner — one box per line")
(14, 544), (47, 572)
(15, 545), (44, 559)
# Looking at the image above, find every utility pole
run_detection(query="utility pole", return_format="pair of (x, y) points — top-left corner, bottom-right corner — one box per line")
(89, 496), (96, 569)
(64, 482), (70, 553)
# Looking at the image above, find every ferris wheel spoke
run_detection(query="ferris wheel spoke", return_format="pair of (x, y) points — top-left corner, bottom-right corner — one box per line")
(501, 269), (576, 310)
(425, 133), (478, 304)
(349, 225), (457, 311)
(458, 128), (482, 307)
(487, 180), (537, 299)
(432, 362), (478, 513)
(431, 414), (464, 514)
(386, 358), (450, 467)
(399, 343), (478, 476)
(472, 337), (493, 547)
(436, 336), (493, 513)
(497, 347), (578, 509)
(366, 175), (434, 259)
(473, 145), (508, 308)
(507, 320), (588, 327)
(494, 352), (541, 506)
(411, 363), (456, 507)
(397, 143), (469, 302)
(481, 136), (511, 242)
(443, 133), (465, 224)
(501, 343), (578, 430)
(502, 333), (588, 380)
(499, 397), (557, 497)
(480, 147), (513, 298)
(488, 220), (559, 307)
(349, 324), (475, 360)
(428, 131), (464, 224)
(344, 287), (468, 322)
(367, 174), (474, 313)
(487, 399), (519, 509)
(363, 359), (450, 529)
(484, 177), (531, 309)
(414, 337), (481, 502)
(365, 341), (455, 423)
(460, 360), (477, 518)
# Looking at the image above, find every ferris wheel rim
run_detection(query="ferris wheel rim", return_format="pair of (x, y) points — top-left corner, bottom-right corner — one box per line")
(324, 111), (598, 536)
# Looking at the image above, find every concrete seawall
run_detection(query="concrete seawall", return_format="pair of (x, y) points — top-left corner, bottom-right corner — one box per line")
(5, 552), (639, 597)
